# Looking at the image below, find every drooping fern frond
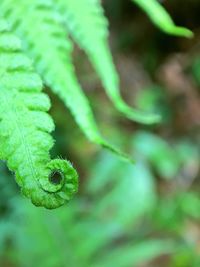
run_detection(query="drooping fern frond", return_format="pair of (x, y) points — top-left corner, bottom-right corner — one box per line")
(0, 0), (131, 162)
(54, 0), (160, 124)
(132, 0), (193, 38)
(0, 19), (78, 209)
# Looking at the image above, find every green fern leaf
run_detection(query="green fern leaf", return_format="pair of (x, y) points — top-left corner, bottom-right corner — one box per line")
(54, 0), (160, 124)
(0, 0), (132, 161)
(0, 19), (78, 209)
(132, 0), (193, 38)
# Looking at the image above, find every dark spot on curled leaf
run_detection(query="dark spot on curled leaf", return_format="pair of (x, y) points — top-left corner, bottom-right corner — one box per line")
(49, 170), (63, 185)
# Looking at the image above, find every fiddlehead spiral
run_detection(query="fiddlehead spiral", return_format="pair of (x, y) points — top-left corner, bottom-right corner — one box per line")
(0, 19), (78, 209)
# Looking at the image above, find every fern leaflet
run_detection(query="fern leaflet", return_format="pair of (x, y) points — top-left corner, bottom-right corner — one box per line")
(54, 0), (160, 124)
(0, 0), (132, 162)
(0, 19), (78, 209)
(132, 0), (193, 38)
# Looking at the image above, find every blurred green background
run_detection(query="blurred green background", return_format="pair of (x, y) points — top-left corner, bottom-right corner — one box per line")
(0, 0), (200, 266)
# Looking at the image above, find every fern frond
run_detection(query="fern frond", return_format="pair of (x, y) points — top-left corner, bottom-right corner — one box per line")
(132, 0), (193, 38)
(54, 0), (160, 124)
(0, 19), (78, 209)
(0, 0), (131, 161)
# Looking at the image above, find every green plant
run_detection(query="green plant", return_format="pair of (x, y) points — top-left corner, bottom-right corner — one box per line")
(0, 155), (175, 267)
(0, 131), (199, 267)
(0, 0), (192, 208)
(0, 20), (78, 209)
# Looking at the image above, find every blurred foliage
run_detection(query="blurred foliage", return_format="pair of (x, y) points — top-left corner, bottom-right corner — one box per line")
(0, 0), (200, 266)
